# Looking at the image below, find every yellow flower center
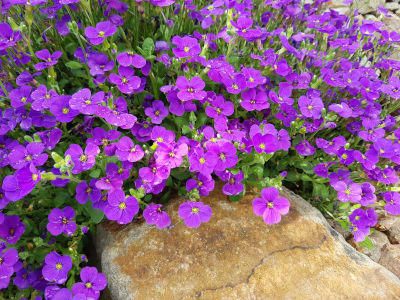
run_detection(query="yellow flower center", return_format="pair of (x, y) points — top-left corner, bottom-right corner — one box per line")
(219, 153), (226, 160)
(62, 107), (69, 114)
(56, 263), (62, 270)
(187, 87), (193, 92)
(122, 77), (128, 83)
(98, 31), (105, 37)
(216, 108), (222, 114)
(169, 152), (175, 157)
(80, 155), (88, 162)
(249, 77), (254, 82)
(62, 217), (69, 224)
(85, 99), (91, 105)
(267, 202), (274, 208)
(345, 189), (351, 195)
(355, 216), (360, 220)
(199, 157), (206, 164)
(85, 282), (92, 288)
(155, 110), (160, 116)
(192, 207), (199, 214)
(307, 105), (313, 111)
(119, 202), (126, 210)
(342, 154), (348, 159)
(32, 174), (38, 181)
(259, 143), (265, 149)
(232, 84), (239, 90)
(21, 97), (27, 103)
(184, 46), (190, 52)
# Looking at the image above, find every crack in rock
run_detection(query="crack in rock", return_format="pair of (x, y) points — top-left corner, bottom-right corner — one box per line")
(190, 234), (327, 299)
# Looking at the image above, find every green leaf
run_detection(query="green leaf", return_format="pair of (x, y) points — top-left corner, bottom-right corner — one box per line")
(19, 251), (30, 260)
(33, 237), (44, 247)
(338, 202), (350, 210)
(312, 183), (329, 199)
(142, 38), (155, 56)
(89, 169), (101, 178)
(359, 236), (373, 250)
(228, 187), (246, 202)
(171, 168), (191, 181)
(83, 201), (105, 224)
(182, 125), (191, 134)
(65, 61), (83, 69)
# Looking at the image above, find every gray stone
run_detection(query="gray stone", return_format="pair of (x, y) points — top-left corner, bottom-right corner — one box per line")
(360, 230), (390, 262)
(378, 216), (400, 244)
(385, 2), (400, 11)
(354, 0), (385, 14)
(379, 244), (400, 279)
(96, 184), (400, 300)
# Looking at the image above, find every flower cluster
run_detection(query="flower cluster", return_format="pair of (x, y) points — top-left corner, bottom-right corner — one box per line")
(0, 0), (400, 298)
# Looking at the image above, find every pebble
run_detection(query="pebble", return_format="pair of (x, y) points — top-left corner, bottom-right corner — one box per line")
(385, 2), (400, 10)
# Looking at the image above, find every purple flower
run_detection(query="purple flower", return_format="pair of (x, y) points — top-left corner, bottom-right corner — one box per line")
(70, 89), (104, 115)
(42, 252), (72, 284)
(0, 23), (21, 50)
(9, 85), (32, 108)
(34, 49), (62, 71)
(87, 127), (121, 156)
(50, 95), (80, 123)
(333, 181), (362, 202)
(31, 85), (58, 111)
(76, 179), (101, 204)
(188, 147), (218, 176)
(95, 163), (123, 192)
(351, 225), (370, 243)
(104, 189), (139, 224)
(143, 204), (171, 229)
(295, 140), (315, 156)
(316, 136), (346, 155)
(359, 182), (376, 206)
(298, 89), (324, 119)
(172, 36), (201, 58)
(72, 267), (107, 299)
(253, 187), (290, 225)
(383, 191), (400, 215)
(175, 76), (207, 101)
(0, 248), (19, 289)
(178, 201), (212, 228)
(115, 136), (144, 162)
(7, 142), (48, 170)
(117, 52), (146, 68)
(222, 73), (247, 94)
(65, 144), (100, 174)
(87, 53), (115, 76)
(144, 100), (168, 124)
(109, 66), (141, 94)
(85, 21), (117, 45)
(205, 140), (237, 171)
(186, 174), (215, 196)
(241, 88), (269, 111)
(221, 171), (244, 195)
(205, 95), (234, 120)
(154, 142), (188, 168)
(47, 206), (77, 236)
(0, 215), (25, 244)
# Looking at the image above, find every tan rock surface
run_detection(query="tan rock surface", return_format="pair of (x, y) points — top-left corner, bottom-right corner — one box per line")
(96, 184), (400, 300)
(379, 244), (400, 279)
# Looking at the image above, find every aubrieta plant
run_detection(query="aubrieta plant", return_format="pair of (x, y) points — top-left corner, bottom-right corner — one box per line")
(0, 0), (400, 298)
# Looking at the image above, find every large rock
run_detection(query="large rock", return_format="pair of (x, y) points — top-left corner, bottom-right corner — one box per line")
(379, 244), (400, 279)
(96, 184), (400, 299)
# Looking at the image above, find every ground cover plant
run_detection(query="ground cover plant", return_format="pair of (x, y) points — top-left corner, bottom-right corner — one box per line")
(0, 0), (400, 298)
